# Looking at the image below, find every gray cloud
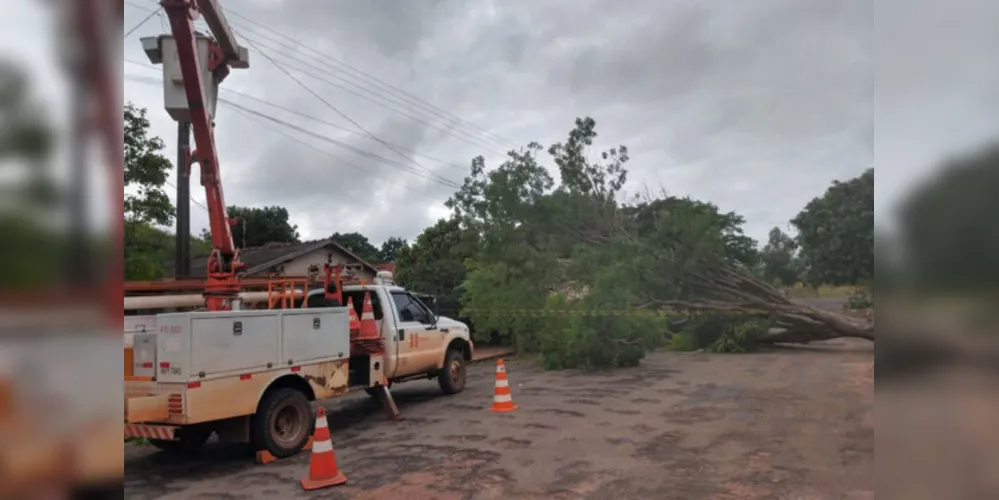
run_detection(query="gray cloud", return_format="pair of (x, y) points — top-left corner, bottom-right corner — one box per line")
(112, 0), (999, 248)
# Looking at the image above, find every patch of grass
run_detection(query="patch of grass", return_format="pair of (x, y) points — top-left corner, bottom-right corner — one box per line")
(668, 332), (699, 352)
(786, 284), (855, 299)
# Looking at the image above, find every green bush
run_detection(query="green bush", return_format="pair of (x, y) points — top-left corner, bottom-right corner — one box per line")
(845, 289), (874, 310)
(536, 294), (666, 370)
(668, 332), (699, 351)
(680, 314), (773, 353)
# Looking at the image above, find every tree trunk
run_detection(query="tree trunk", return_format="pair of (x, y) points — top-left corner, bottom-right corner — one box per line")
(655, 259), (875, 345)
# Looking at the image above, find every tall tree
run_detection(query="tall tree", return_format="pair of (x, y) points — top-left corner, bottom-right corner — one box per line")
(331, 231), (380, 263)
(447, 118), (668, 364)
(760, 226), (800, 287)
(226, 205), (300, 248)
(378, 236), (408, 262)
(897, 143), (999, 291)
(123, 102), (175, 280)
(124, 102), (174, 226)
(395, 219), (476, 316)
(791, 168), (874, 287)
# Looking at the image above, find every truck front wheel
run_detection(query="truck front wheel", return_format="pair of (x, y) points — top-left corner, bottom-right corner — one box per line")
(251, 387), (314, 458)
(438, 348), (466, 395)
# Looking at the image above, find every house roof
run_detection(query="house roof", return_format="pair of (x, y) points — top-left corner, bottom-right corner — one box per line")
(170, 238), (380, 278)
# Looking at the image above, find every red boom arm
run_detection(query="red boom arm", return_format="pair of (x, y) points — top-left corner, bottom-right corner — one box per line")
(160, 0), (244, 310)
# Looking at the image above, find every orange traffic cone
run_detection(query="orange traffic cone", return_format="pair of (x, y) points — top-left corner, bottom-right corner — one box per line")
(358, 292), (378, 340)
(300, 407), (347, 491)
(489, 359), (518, 412)
(346, 296), (360, 332)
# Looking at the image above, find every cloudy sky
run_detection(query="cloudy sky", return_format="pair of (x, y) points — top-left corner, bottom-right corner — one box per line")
(6, 0), (998, 248)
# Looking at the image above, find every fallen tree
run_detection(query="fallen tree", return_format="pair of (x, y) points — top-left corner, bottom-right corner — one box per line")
(655, 259), (875, 344)
(423, 116), (875, 368)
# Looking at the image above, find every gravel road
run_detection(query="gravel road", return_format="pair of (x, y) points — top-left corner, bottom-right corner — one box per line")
(125, 339), (873, 500)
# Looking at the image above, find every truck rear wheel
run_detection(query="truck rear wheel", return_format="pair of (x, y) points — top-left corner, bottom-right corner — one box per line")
(251, 387), (314, 458)
(438, 348), (466, 395)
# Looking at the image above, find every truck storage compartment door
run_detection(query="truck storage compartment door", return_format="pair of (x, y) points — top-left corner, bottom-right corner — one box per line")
(281, 309), (350, 365)
(130, 334), (158, 380)
(191, 314), (280, 378)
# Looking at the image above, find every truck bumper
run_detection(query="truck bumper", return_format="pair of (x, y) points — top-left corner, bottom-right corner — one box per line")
(125, 424), (178, 441)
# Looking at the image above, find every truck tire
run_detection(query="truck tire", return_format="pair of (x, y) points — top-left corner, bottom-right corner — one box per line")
(438, 348), (466, 395)
(149, 425), (211, 455)
(251, 387), (314, 459)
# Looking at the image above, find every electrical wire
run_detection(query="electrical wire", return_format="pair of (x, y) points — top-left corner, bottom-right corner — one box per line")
(220, 21), (513, 154)
(243, 36), (460, 188)
(225, 106), (452, 202)
(236, 31), (508, 156)
(220, 6), (520, 151)
(124, 5), (161, 38)
(226, 100), (460, 188)
(123, 0), (517, 155)
(125, 58), (468, 171)
(123, 72), (465, 189)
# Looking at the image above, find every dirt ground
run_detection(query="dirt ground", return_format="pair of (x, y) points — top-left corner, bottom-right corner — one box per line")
(124, 339), (873, 500)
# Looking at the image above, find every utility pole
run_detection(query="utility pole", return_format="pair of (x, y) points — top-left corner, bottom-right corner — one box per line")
(175, 120), (192, 278)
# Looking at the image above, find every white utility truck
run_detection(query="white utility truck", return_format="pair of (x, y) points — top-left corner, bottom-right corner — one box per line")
(124, 271), (473, 458)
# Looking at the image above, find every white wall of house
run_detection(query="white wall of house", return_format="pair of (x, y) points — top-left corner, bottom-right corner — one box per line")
(256, 246), (376, 282)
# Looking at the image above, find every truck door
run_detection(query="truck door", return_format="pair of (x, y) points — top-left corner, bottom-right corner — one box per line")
(390, 291), (442, 375)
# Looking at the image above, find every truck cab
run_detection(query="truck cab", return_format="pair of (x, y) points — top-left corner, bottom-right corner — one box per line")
(306, 271), (474, 394)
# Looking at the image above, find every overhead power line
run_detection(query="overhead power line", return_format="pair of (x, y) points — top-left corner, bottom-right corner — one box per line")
(235, 31), (509, 156)
(123, 73), (463, 198)
(124, 59), (469, 171)
(225, 105), (452, 202)
(226, 100), (460, 188)
(124, 6), (161, 38)
(123, 0), (518, 155)
(242, 36), (460, 188)
(217, 3), (519, 150)
(222, 19), (515, 153)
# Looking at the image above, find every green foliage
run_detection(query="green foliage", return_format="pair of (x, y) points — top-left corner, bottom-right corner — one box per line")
(535, 293), (665, 370)
(378, 236), (408, 262)
(668, 332), (699, 352)
(845, 289), (874, 310)
(124, 102), (178, 280)
(227, 205), (300, 248)
(124, 103), (174, 226)
(705, 317), (772, 353)
(791, 168), (874, 287)
(760, 226), (801, 287)
(396, 218), (477, 319)
(126, 221), (212, 280)
(897, 142), (999, 292)
(331, 231), (381, 263)
(679, 315), (772, 353)
(445, 117), (750, 369)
